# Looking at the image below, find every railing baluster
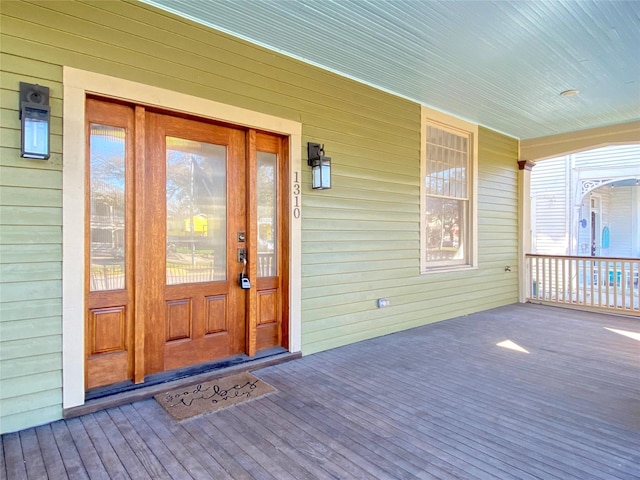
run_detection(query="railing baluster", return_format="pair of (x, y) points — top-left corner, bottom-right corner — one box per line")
(540, 258), (549, 300)
(607, 260), (612, 309)
(535, 256), (540, 300)
(631, 261), (640, 310)
(591, 259), (596, 307)
(567, 258), (571, 303)
(620, 261), (628, 310)
(584, 257), (589, 307)
(561, 257), (566, 303)
(553, 257), (557, 301)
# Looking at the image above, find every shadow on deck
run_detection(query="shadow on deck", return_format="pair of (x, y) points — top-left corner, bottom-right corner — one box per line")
(2, 303), (639, 479)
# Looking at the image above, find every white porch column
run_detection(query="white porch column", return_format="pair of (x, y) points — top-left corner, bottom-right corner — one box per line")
(518, 160), (535, 303)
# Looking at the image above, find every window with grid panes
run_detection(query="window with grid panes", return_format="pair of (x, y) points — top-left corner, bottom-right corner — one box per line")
(421, 109), (477, 272)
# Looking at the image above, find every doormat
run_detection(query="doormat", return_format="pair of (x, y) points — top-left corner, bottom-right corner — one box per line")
(154, 371), (276, 421)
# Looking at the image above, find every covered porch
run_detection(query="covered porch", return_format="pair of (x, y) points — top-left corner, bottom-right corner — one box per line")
(2, 303), (638, 479)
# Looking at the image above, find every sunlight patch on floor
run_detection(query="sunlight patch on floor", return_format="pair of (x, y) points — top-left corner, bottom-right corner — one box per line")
(496, 340), (529, 353)
(605, 327), (640, 342)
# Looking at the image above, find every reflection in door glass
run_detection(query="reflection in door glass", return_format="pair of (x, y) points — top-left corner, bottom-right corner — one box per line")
(89, 124), (126, 291)
(166, 137), (226, 284)
(257, 151), (277, 277)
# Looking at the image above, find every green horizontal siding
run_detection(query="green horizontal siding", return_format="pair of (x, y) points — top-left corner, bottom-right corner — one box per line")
(0, 262), (61, 282)
(0, 297), (61, 320)
(0, 6), (64, 434)
(0, 280), (61, 303)
(0, 404), (62, 435)
(476, 127), (519, 280)
(0, 244), (63, 263)
(0, 316), (61, 342)
(1, 387), (62, 417)
(0, 167), (63, 188)
(0, 0), (520, 433)
(0, 335), (62, 362)
(0, 206), (62, 226)
(0, 225), (62, 244)
(0, 371), (62, 398)
(0, 186), (61, 207)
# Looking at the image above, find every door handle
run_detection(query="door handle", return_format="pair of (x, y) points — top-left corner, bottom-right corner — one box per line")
(239, 257), (251, 289)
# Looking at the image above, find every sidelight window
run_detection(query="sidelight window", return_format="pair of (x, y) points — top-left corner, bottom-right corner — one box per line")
(89, 124), (127, 291)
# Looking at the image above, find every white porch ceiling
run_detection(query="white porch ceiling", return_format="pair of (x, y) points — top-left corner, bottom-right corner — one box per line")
(143, 0), (640, 140)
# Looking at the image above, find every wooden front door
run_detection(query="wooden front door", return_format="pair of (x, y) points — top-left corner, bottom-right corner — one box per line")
(143, 112), (247, 374)
(85, 99), (287, 390)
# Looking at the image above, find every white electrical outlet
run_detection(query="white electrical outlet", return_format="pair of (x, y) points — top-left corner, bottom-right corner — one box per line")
(377, 298), (390, 308)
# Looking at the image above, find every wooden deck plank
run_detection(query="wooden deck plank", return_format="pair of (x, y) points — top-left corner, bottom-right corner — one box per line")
(404, 314), (629, 474)
(237, 402), (341, 480)
(0, 437), (6, 480)
(125, 401), (234, 480)
(242, 398), (381, 480)
(34, 424), (67, 479)
(93, 409), (172, 480)
(258, 389), (445, 480)
(129, 400), (239, 479)
(1, 434), (26, 480)
(49, 421), (90, 479)
(116, 402), (194, 480)
(19, 428), (53, 479)
(276, 362), (548, 480)
(202, 411), (298, 480)
(308, 325), (637, 478)
(384, 320), (640, 474)
(239, 392), (417, 480)
(423, 379), (639, 479)
(189, 414), (277, 480)
(78, 414), (128, 479)
(106, 406), (195, 479)
(253, 381), (414, 479)
(65, 417), (109, 480)
(272, 358), (508, 477)
(303, 349), (598, 479)
(265, 362), (520, 480)
(172, 417), (255, 480)
(2, 304), (639, 479)
(348, 368), (589, 480)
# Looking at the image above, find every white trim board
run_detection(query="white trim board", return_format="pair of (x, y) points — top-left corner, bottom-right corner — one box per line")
(62, 67), (302, 409)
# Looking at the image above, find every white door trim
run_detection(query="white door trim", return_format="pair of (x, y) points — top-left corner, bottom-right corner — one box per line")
(62, 67), (302, 408)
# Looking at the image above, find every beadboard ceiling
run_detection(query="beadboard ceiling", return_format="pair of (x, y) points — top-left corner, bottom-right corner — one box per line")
(143, 0), (640, 140)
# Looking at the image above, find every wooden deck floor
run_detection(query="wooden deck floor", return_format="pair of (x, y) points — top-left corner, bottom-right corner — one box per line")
(2, 303), (639, 479)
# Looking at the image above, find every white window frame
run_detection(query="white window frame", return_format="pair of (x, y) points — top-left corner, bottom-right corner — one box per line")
(420, 106), (478, 274)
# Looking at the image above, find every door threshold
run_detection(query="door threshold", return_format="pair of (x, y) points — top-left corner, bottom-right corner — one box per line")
(64, 349), (300, 419)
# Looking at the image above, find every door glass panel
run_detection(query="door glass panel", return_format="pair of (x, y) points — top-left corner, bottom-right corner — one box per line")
(89, 124), (126, 291)
(257, 151), (277, 277)
(166, 137), (226, 284)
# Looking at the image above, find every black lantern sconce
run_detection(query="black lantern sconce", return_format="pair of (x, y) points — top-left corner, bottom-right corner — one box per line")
(19, 82), (50, 160)
(307, 142), (331, 189)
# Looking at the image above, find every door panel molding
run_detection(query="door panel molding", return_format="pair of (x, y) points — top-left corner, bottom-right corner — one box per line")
(205, 295), (227, 334)
(165, 299), (192, 342)
(89, 306), (126, 354)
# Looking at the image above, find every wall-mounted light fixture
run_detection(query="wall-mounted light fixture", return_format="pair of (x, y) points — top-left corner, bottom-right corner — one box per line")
(307, 142), (331, 189)
(19, 82), (50, 160)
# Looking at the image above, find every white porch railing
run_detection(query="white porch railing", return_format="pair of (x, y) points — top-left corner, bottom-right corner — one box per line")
(526, 254), (639, 316)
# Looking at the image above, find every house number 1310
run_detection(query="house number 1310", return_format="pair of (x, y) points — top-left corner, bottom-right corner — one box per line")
(293, 171), (301, 219)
